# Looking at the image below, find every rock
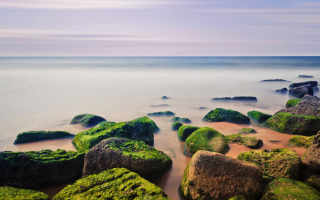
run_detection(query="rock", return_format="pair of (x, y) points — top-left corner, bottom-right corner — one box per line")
(70, 114), (106, 128)
(237, 149), (301, 183)
(314, 87), (320, 92)
(171, 117), (192, 123)
(229, 195), (246, 200)
(212, 97), (232, 100)
(261, 112), (320, 136)
(172, 122), (183, 131)
(53, 168), (171, 200)
(247, 110), (272, 124)
(276, 88), (288, 94)
(184, 127), (229, 156)
(289, 85), (313, 98)
(161, 96), (170, 99)
(199, 107), (207, 109)
(177, 125), (200, 141)
(73, 116), (158, 152)
(96, 121), (116, 127)
(279, 95), (320, 117)
(82, 138), (172, 180)
(212, 96), (257, 101)
(286, 98), (301, 108)
(0, 149), (85, 188)
(302, 131), (320, 171)
(287, 135), (315, 148)
(14, 131), (74, 144)
(269, 140), (281, 143)
(260, 79), (289, 82)
(181, 151), (263, 200)
(238, 128), (257, 135)
(0, 186), (50, 200)
(289, 81), (318, 88)
(299, 75), (314, 78)
(147, 111), (175, 117)
(261, 178), (320, 200)
(151, 104), (169, 107)
(305, 174), (320, 191)
(203, 108), (250, 124)
(225, 134), (263, 149)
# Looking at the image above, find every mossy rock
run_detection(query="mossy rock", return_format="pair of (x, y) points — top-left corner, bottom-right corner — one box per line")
(229, 195), (246, 200)
(237, 149), (301, 183)
(83, 138), (172, 180)
(171, 122), (183, 131)
(70, 114), (106, 127)
(0, 149), (85, 188)
(53, 168), (171, 200)
(225, 134), (263, 149)
(147, 111), (175, 117)
(184, 127), (229, 156)
(247, 110), (272, 124)
(261, 178), (320, 200)
(286, 99), (301, 108)
(96, 121), (116, 127)
(287, 135), (315, 148)
(73, 116), (158, 153)
(171, 117), (191, 123)
(14, 131), (74, 144)
(238, 128), (257, 135)
(261, 112), (320, 136)
(305, 174), (320, 191)
(177, 125), (200, 141)
(203, 108), (250, 124)
(0, 186), (50, 200)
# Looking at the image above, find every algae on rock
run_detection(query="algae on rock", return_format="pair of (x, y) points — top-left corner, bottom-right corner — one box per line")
(70, 114), (106, 127)
(238, 128), (257, 135)
(177, 125), (200, 141)
(172, 122), (183, 131)
(225, 134), (262, 149)
(0, 186), (50, 200)
(247, 110), (272, 124)
(171, 117), (192, 123)
(203, 108), (250, 124)
(14, 131), (74, 144)
(287, 135), (315, 148)
(147, 111), (175, 117)
(286, 99), (301, 108)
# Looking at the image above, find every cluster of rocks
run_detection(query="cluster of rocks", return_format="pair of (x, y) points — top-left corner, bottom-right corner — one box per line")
(212, 96), (257, 101)
(273, 80), (319, 97)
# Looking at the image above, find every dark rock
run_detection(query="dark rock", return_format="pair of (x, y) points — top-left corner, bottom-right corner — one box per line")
(229, 195), (246, 200)
(260, 79), (289, 82)
(302, 131), (320, 171)
(232, 96), (257, 101)
(177, 125), (200, 141)
(299, 75), (314, 78)
(289, 85), (313, 98)
(238, 128), (257, 135)
(247, 110), (272, 124)
(225, 134), (263, 149)
(14, 131), (74, 144)
(147, 111), (175, 117)
(199, 107), (207, 109)
(70, 114), (106, 128)
(203, 108), (250, 124)
(212, 97), (232, 100)
(150, 104), (169, 107)
(289, 81), (318, 88)
(181, 151), (263, 200)
(314, 87), (319, 92)
(276, 88), (288, 94)
(0, 187), (50, 200)
(171, 117), (191, 123)
(172, 122), (183, 131)
(305, 174), (320, 190)
(161, 96), (170, 99)
(269, 140), (281, 143)
(278, 95), (320, 117)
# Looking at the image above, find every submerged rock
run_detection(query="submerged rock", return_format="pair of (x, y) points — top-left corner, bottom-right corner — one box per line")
(172, 122), (183, 131)
(238, 128), (257, 135)
(289, 81), (318, 88)
(314, 87), (319, 92)
(177, 125), (200, 141)
(299, 75), (314, 78)
(54, 168), (171, 200)
(0, 149), (85, 188)
(247, 110), (272, 124)
(73, 116), (158, 152)
(286, 98), (301, 108)
(203, 108), (250, 124)
(171, 117), (191, 123)
(181, 151), (263, 200)
(70, 114), (106, 127)
(276, 88), (288, 94)
(212, 96), (257, 101)
(0, 186), (50, 200)
(305, 174), (320, 191)
(279, 95), (320, 117)
(150, 104), (169, 107)
(260, 79), (288, 82)
(147, 111), (175, 117)
(82, 138), (172, 180)
(289, 85), (313, 98)
(199, 107), (207, 109)
(302, 131), (320, 171)
(225, 134), (262, 149)
(287, 135), (315, 148)
(261, 178), (320, 200)
(212, 97), (232, 100)
(161, 96), (170, 99)
(14, 131), (74, 144)
(238, 149), (301, 183)
(184, 127), (228, 156)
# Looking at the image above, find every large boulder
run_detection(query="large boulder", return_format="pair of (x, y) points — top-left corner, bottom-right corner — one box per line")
(82, 138), (172, 180)
(73, 116), (158, 152)
(261, 112), (320, 136)
(289, 85), (313, 98)
(289, 81), (318, 88)
(247, 110), (272, 124)
(261, 178), (320, 200)
(237, 149), (301, 183)
(14, 131), (74, 144)
(53, 168), (171, 200)
(0, 186), (50, 200)
(184, 127), (229, 156)
(0, 149), (85, 188)
(203, 108), (250, 124)
(302, 131), (320, 171)
(286, 99), (301, 108)
(178, 125), (200, 141)
(70, 114), (106, 127)
(278, 95), (320, 117)
(225, 134), (263, 149)
(287, 135), (315, 148)
(181, 151), (263, 200)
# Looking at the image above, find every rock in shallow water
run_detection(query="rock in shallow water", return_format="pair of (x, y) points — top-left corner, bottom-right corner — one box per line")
(172, 121), (183, 130)
(225, 134), (262, 149)
(247, 110), (272, 124)
(178, 125), (200, 141)
(276, 87), (288, 94)
(203, 108), (250, 124)
(70, 114), (106, 128)
(0, 186), (50, 200)
(280, 95), (320, 117)
(289, 85), (313, 98)
(147, 111), (175, 117)
(285, 98), (301, 108)
(289, 81), (318, 88)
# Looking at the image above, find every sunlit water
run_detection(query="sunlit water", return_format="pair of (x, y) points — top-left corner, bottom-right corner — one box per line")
(0, 57), (320, 199)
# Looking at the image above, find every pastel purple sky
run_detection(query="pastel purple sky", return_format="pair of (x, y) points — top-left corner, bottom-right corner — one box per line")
(0, 0), (320, 56)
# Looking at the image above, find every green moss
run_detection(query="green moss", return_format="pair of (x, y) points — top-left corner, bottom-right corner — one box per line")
(185, 127), (229, 155)
(53, 168), (171, 200)
(70, 114), (106, 127)
(180, 162), (191, 199)
(305, 175), (320, 191)
(286, 99), (301, 108)
(287, 135), (315, 148)
(0, 186), (50, 200)
(229, 195), (246, 200)
(177, 125), (200, 141)
(247, 111), (272, 124)
(238, 128), (257, 135)
(237, 149), (301, 183)
(203, 108), (250, 124)
(261, 178), (320, 200)
(14, 131), (74, 144)
(225, 134), (262, 149)
(147, 111), (175, 117)
(0, 149), (85, 188)
(171, 117), (191, 123)
(96, 121), (116, 127)
(171, 122), (183, 131)
(72, 116), (158, 153)
(261, 112), (320, 136)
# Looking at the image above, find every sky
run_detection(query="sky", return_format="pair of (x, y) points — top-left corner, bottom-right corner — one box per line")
(0, 0), (320, 56)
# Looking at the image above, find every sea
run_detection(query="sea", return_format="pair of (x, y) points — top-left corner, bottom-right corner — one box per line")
(0, 56), (320, 199)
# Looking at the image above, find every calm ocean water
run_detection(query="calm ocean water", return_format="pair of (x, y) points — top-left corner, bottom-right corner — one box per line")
(0, 56), (320, 199)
